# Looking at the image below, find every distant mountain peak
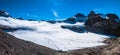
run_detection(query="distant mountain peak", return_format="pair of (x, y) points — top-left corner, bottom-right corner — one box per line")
(89, 11), (96, 15)
(0, 10), (11, 17)
(74, 13), (86, 17)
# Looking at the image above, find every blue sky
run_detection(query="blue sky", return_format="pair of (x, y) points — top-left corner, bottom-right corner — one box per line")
(0, 0), (120, 20)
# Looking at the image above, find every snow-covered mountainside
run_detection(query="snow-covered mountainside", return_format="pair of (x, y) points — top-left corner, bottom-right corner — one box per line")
(0, 17), (110, 51)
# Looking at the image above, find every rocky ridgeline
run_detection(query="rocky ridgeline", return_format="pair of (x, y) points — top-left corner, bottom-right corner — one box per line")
(85, 11), (120, 37)
(63, 13), (86, 24)
(60, 10), (120, 37)
(46, 13), (87, 24)
(61, 11), (120, 37)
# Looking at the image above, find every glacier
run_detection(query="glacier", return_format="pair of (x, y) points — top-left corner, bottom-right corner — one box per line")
(0, 17), (110, 51)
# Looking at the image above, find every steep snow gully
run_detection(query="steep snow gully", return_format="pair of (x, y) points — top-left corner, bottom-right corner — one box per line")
(0, 17), (110, 51)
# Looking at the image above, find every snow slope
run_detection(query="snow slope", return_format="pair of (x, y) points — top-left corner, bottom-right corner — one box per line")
(0, 17), (110, 51)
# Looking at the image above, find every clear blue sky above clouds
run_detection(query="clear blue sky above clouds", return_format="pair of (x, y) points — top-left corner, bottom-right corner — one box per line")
(0, 0), (120, 20)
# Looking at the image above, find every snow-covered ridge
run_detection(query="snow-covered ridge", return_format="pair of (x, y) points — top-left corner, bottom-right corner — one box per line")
(0, 17), (110, 51)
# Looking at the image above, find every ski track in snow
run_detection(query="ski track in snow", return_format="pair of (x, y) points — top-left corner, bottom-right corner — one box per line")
(0, 17), (110, 51)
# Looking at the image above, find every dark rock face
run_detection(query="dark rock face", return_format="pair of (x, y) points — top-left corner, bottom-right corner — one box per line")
(0, 10), (11, 17)
(74, 13), (86, 17)
(107, 14), (119, 20)
(85, 11), (120, 36)
(0, 29), (56, 55)
(64, 17), (76, 24)
(64, 13), (86, 24)
(61, 25), (85, 33)
(85, 11), (104, 26)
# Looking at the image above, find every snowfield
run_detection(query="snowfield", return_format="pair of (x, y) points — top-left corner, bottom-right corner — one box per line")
(0, 17), (110, 51)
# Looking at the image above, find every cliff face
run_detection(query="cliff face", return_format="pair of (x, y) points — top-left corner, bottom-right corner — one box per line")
(85, 11), (120, 37)
(0, 30), (56, 55)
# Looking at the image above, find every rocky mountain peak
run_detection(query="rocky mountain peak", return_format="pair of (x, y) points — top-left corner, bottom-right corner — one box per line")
(88, 11), (96, 15)
(64, 13), (86, 24)
(85, 11), (120, 36)
(107, 14), (119, 20)
(0, 10), (11, 17)
(74, 13), (86, 17)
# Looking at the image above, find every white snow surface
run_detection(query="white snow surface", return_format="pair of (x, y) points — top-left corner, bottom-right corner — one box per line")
(0, 17), (110, 51)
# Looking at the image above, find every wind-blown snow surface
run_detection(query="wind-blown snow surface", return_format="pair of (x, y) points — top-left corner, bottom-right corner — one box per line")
(0, 17), (110, 51)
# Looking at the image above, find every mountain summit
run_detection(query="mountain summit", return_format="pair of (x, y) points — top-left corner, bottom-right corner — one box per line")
(0, 10), (11, 17)
(85, 11), (120, 36)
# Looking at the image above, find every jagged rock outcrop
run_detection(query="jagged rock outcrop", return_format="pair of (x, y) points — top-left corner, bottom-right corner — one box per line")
(0, 29), (57, 55)
(0, 10), (11, 17)
(61, 25), (85, 33)
(107, 14), (119, 20)
(85, 11), (104, 26)
(64, 13), (86, 24)
(85, 11), (120, 36)
(74, 13), (86, 17)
